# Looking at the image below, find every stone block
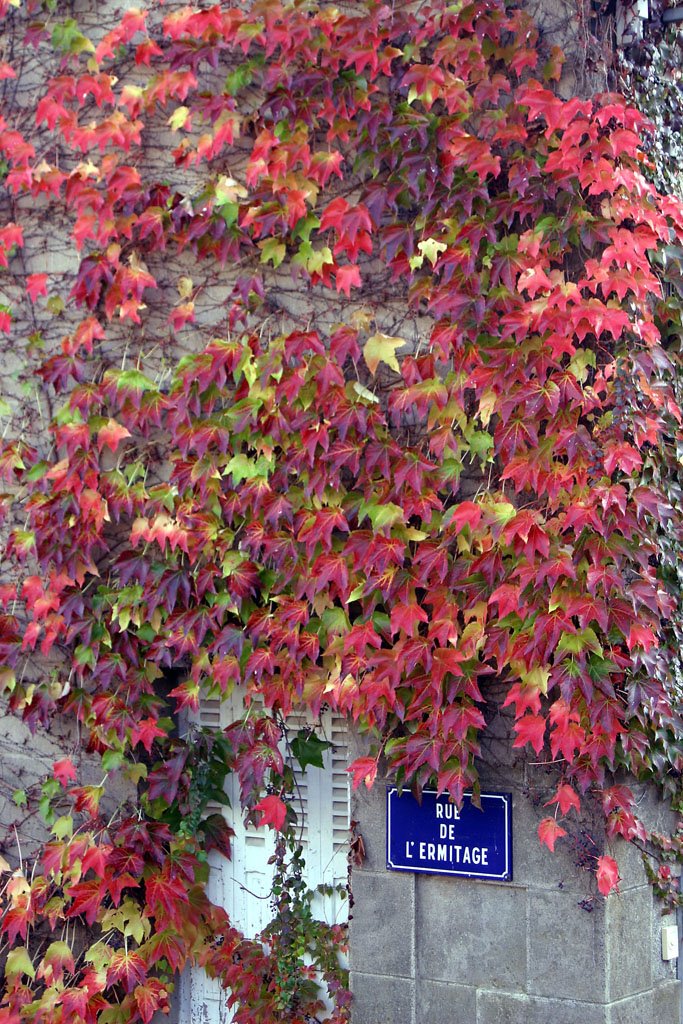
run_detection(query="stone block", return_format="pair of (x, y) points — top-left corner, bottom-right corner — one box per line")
(350, 971), (414, 1024)
(605, 887), (652, 1001)
(349, 871), (414, 978)
(505, 781), (601, 894)
(652, 979), (682, 1024)
(415, 980), (476, 1024)
(352, 777), (389, 873)
(476, 991), (607, 1024)
(607, 991), (653, 1024)
(527, 890), (607, 1002)
(416, 876), (527, 990)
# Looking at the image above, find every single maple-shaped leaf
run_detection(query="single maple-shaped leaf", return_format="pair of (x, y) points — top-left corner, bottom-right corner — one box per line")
(335, 263), (361, 296)
(134, 979), (169, 1024)
(26, 274), (48, 302)
(538, 817), (567, 853)
(5, 947), (35, 981)
(200, 813), (235, 858)
(444, 501), (482, 533)
(98, 418), (132, 454)
(596, 855), (620, 896)
(363, 333), (407, 375)
(347, 756), (378, 790)
(545, 783), (581, 816)
(37, 940), (75, 985)
(53, 758), (77, 787)
(512, 714), (546, 754)
(254, 794), (287, 831)
(107, 950), (147, 993)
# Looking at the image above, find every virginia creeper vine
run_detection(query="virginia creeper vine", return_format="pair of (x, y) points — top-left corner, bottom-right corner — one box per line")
(0, 0), (682, 1021)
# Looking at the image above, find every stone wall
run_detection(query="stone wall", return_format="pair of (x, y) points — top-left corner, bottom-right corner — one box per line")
(348, 731), (680, 1024)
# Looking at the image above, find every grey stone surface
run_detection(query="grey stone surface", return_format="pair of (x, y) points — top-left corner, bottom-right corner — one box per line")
(352, 776), (391, 873)
(415, 980), (477, 1024)
(504, 780), (600, 895)
(527, 890), (607, 1002)
(350, 972), (414, 1024)
(348, 750), (682, 1024)
(606, 887), (652, 1001)
(607, 990), (653, 1024)
(476, 991), (607, 1024)
(652, 980), (682, 1023)
(349, 870), (414, 978)
(416, 876), (527, 989)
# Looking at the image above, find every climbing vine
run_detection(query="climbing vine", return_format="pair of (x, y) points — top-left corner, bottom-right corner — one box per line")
(1, 0), (683, 1021)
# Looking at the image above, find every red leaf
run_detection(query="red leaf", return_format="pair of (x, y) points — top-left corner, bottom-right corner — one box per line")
(201, 813), (235, 858)
(444, 501), (482, 533)
(626, 623), (658, 653)
(98, 418), (132, 454)
(107, 950), (147, 993)
(53, 758), (77, 787)
(347, 756), (378, 790)
(335, 263), (361, 296)
(65, 879), (106, 925)
(512, 714), (546, 754)
(134, 980), (169, 1023)
(545, 783), (580, 816)
(538, 817), (567, 853)
(26, 274), (48, 302)
(390, 600), (428, 637)
(596, 855), (620, 896)
(254, 794), (287, 831)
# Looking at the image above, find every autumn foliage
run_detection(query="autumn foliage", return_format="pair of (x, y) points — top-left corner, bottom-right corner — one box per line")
(0, 0), (683, 1020)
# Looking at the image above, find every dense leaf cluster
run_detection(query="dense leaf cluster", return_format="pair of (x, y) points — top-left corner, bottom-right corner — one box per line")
(0, 0), (683, 1021)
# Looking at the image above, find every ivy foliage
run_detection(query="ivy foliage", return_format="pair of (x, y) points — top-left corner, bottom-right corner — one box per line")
(0, 0), (683, 1020)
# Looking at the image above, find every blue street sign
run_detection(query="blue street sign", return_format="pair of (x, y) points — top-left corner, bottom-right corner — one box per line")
(386, 788), (512, 881)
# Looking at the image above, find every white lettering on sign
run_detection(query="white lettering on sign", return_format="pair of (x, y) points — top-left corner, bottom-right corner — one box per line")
(417, 842), (489, 866)
(435, 803), (460, 820)
(405, 841), (414, 859)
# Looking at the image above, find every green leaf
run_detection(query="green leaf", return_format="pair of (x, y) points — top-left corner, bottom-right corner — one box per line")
(361, 501), (405, 532)
(569, 348), (596, 383)
(259, 238), (286, 268)
(52, 814), (74, 840)
(557, 627), (603, 657)
(101, 749), (124, 772)
(291, 730), (332, 771)
(116, 369), (155, 393)
(5, 947), (35, 980)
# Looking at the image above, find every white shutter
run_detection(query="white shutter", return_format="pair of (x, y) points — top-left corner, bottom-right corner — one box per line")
(180, 690), (350, 1023)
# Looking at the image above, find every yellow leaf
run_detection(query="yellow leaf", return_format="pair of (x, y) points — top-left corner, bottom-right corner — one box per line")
(168, 106), (190, 131)
(363, 333), (407, 375)
(418, 237), (447, 266)
(478, 388), (497, 428)
(177, 276), (193, 299)
(215, 175), (247, 204)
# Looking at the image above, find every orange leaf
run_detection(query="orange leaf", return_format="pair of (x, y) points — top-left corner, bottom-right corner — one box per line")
(596, 855), (620, 896)
(538, 817), (567, 852)
(545, 783), (580, 816)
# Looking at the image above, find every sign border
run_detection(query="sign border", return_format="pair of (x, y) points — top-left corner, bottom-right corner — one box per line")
(386, 787), (513, 882)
